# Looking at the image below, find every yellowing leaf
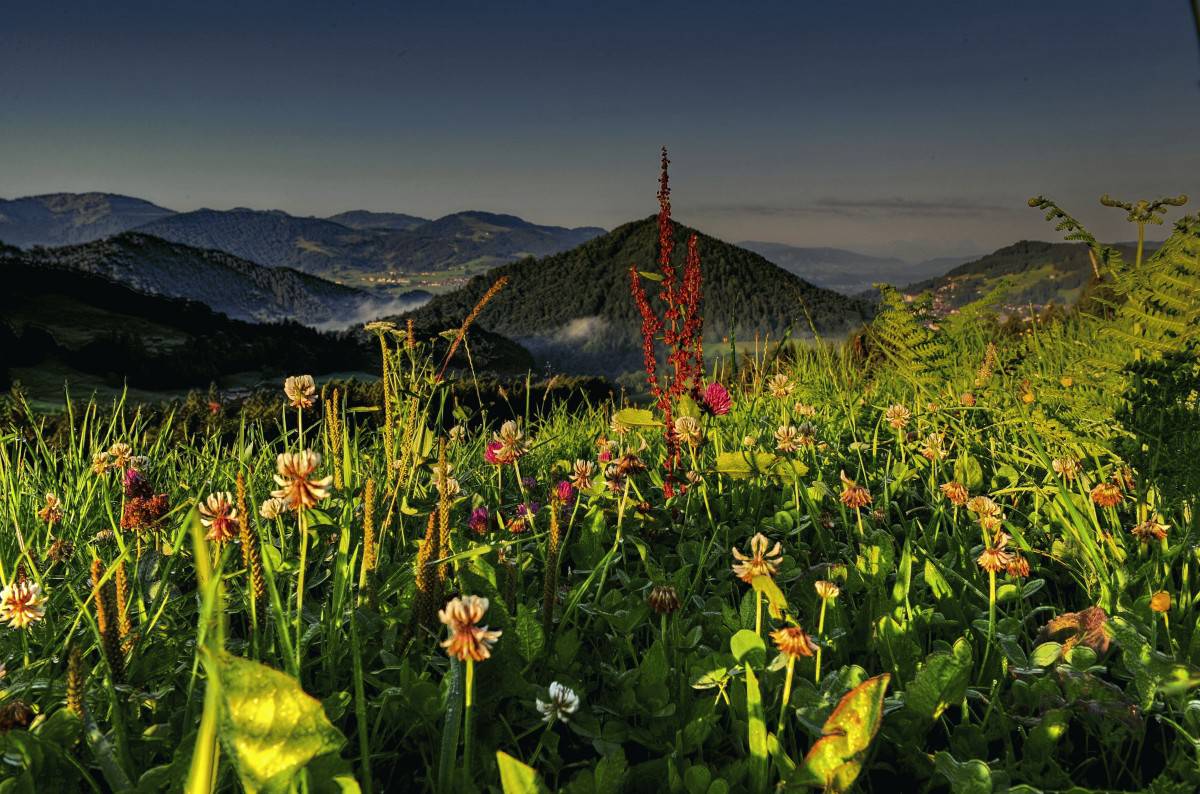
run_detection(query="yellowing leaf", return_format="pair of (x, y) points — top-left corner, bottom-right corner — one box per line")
(496, 751), (547, 793)
(751, 575), (788, 620)
(612, 407), (662, 428)
(716, 451), (778, 479)
(792, 674), (890, 792)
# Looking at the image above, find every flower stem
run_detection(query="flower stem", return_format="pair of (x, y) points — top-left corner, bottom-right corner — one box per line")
(295, 508), (308, 672)
(463, 657), (475, 781)
(777, 656), (795, 740)
(755, 589), (763, 636)
(815, 599), (828, 683)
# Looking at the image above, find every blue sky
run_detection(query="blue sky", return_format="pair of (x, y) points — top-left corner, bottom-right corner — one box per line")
(2, 1), (1197, 259)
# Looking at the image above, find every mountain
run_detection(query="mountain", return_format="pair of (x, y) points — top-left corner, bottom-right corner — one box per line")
(0, 233), (430, 328)
(404, 217), (871, 373)
(326, 210), (428, 231)
(738, 241), (971, 295)
(0, 193), (175, 247)
(898, 239), (1146, 315)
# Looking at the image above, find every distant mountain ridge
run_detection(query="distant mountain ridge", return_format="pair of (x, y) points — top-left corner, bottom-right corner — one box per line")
(405, 216), (871, 373)
(0, 233), (429, 327)
(739, 240), (975, 295)
(0, 192), (605, 287)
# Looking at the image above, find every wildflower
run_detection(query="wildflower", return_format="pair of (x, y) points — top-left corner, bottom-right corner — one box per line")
(674, 416), (703, 447)
(483, 441), (504, 465)
(272, 450), (333, 511)
(536, 682), (580, 723)
(731, 533), (783, 583)
(259, 497), (289, 520)
(438, 595), (502, 662)
(701, 383), (731, 416)
(121, 493), (169, 533)
(966, 495), (1002, 518)
(773, 425), (800, 453)
(940, 481), (969, 506)
(1112, 467), (1135, 492)
(767, 374), (795, 400)
(1051, 457), (1081, 481)
(647, 584), (681, 614)
(1150, 591), (1171, 613)
(553, 481), (576, 506)
(884, 404), (912, 430)
(45, 538), (74, 564)
(491, 421), (529, 465)
(124, 467), (152, 499)
(448, 425), (467, 444)
(1090, 481), (1124, 509)
(613, 452), (647, 478)
(0, 700), (34, 733)
(509, 502), (540, 534)
(771, 625), (818, 659)
(796, 421), (817, 446)
(685, 470), (702, 485)
(793, 402), (817, 418)
(468, 507), (490, 534)
(91, 451), (111, 475)
(814, 580), (841, 601)
(283, 375), (317, 409)
(742, 434), (758, 448)
(1130, 517), (1169, 543)
(838, 471), (872, 509)
(609, 413), (630, 436)
(919, 433), (946, 461)
(37, 493), (63, 525)
(960, 392), (976, 407)
(569, 460), (595, 490)
(977, 532), (1014, 574)
(198, 491), (239, 544)
(1006, 554), (1030, 578)
(0, 580), (47, 629)
(107, 443), (133, 471)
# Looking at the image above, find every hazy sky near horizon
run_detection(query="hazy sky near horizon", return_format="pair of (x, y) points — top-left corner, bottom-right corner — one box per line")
(2, 1), (1198, 260)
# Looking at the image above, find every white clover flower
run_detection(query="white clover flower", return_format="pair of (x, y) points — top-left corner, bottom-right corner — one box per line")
(536, 681), (580, 723)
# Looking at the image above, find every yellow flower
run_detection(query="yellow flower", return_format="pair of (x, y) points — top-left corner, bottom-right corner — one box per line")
(814, 580), (840, 601)
(438, 595), (502, 662)
(838, 471), (872, 509)
(272, 450), (333, 511)
(940, 481), (969, 506)
(283, 375), (318, 409)
(977, 532), (1013, 574)
(1150, 591), (1171, 613)
(771, 625), (818, 659)
(731, 533), (783, 584)
(0, 580), (47, 630)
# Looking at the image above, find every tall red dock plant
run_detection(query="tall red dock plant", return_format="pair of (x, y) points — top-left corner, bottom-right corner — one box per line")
(629, 148), (705, 496)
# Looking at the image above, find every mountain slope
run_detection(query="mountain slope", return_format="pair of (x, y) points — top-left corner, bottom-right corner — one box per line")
(899, 240), (1144, 315)
(0, 193), (175, 247)
(739, 241), (969, 295)
(0, 233), (427, 327)
(405, 217), (870, 372)
(327, 210), (428, 231)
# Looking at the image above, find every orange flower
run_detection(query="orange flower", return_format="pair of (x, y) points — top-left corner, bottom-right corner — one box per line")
(438, 595), (502, 662)
(1090, 481), (1123, 509)
(960, 392), (976, 407)
(37, 493), (64, 526)
(272, 450), (333, 511)
(838, 471), (872, 509)
(771, 625), (818, 659)
(977, 532), (1013, 574)
(198, 491), (239, 543)
(884, 404), (911, 430)
(1130, 517), (1168, 543)
(1006, 554), (1030, 578)
(940, 481), (969, 506)
(1150, 591), (1171, 613)
(731, 533), (783, 584)
(0, 580), (47, 629)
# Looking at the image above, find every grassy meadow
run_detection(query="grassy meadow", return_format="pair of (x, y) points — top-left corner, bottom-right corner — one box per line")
(0, 187), (1198, 794)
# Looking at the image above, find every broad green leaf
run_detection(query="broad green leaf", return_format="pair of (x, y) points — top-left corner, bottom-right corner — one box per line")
(496, 751), (547, 793)
(612, 407), (662, 428)
(716, 451), (778, 479)
(676, 394), (702, 420)
(906, 641), (972, 720)
(751, 575), (788, 620)
(933, 751), (993, 794)
(514, 604), (545, 662)
(924, 559), (953, 600)
(791, 674), (890, 792)
(594, 747), (628, 794)
(953, 453), (984, 492)
(730, 629), (766, 665)
(1030, 642), (1063, 668)
(212, 652), (347, 794)
(745, 665), (769, 794)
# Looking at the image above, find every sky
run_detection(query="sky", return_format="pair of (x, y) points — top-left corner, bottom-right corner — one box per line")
(2, 1), (1198, 260)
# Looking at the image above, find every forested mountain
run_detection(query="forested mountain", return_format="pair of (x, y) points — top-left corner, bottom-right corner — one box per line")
(0, 233), (417, 327)
(739, 241), (967, 294)
(0, 193), (174, 247)
(404, 216), (871, 372)
(326, 210), (429, 231)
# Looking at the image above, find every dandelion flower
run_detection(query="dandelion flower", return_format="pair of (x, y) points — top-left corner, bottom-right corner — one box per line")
(283, 375), (317, 409)
(536, 682), (580, 723)
(774, 425), (801, 453)
(0, 580), (47, 630)
(884, 404), (912, 430)
(731, 533), (783, 583)
(199, 491), (239, 543)
(838, 471), (872, 509)
(438, 595), (502, 662)
(771, 625), (818, 659)
(272, 450), (333, 511)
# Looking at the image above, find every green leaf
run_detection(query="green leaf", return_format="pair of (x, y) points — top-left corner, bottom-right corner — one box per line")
(496, 751), (547, 793)
(1030, 642), (1063, 668)
(612, 407), (662, 428)
(514, 604), (545, 662)
(716, 451), (778, 479)
(676, 395), (702, 420)
(953, 454), (984, 492)
(594, 748), (628, 794)
(745, 665), (769, 794)
(933, 751), (993, 794)
(906, 641), (972, 720)
(791, 674), (890, 792)
(751, 575), (788, 620)
(730, 629), (766, 665)
(212, 652), (347, 794)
